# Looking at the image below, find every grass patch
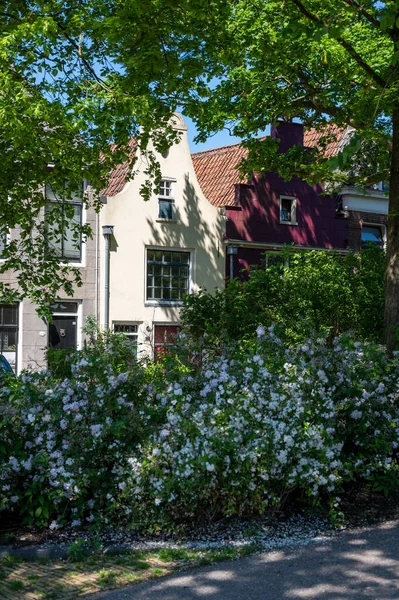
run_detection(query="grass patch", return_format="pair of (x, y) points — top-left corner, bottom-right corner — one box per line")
(0, 543), (262, 599)
(8, 579), (24, 591)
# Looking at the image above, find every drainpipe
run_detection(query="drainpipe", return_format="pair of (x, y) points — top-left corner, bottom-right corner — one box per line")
(102, 225), (114, 331)
(227, 245), (238, 280)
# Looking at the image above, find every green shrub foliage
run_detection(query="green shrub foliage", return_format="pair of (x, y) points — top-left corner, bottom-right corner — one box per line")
(2, 325), (399, 530)
(181, 247), (385, 348)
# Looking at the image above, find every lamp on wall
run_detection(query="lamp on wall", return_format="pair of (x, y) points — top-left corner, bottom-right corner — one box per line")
(102, 225), (114, 331)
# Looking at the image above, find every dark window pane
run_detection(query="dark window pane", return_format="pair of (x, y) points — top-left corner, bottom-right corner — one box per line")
(50, 302), (78, 314)
(164, 252), (171, 263)
(158, 200), (173, 219)
(281, 199), (292, 222)
(362, 226), (383, 247)
(155, 251), (163, 261)
(2, 305), (17, 325)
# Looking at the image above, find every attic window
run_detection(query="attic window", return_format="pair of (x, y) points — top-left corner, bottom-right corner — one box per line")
(158, 179), (175, 220)
(280, 196), (297, 225)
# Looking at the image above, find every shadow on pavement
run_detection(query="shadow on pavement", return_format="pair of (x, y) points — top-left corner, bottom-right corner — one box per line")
(94, 520), (399, 599)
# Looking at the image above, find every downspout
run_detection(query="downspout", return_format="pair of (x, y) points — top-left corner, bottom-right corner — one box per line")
(227, 245), (238, 280)
(102, 225), (114, 331)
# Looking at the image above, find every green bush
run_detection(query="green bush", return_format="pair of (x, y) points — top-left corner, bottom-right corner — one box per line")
(181, 246), (385, 349)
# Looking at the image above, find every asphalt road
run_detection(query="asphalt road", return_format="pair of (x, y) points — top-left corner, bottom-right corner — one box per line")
(94, 520), (399, 599)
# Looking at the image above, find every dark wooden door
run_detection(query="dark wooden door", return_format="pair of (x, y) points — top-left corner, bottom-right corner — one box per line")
(49, 316), (77, 350)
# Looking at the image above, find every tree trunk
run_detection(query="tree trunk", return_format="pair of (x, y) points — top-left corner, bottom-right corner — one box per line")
(383, 107), (399, 354)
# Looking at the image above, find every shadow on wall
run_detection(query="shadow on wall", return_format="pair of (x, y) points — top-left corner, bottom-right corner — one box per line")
(125, 520), (399, 599)
(146, 174), (224, 307)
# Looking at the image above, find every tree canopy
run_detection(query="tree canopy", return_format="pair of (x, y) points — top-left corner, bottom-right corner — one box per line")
(1, 1), (399, 344)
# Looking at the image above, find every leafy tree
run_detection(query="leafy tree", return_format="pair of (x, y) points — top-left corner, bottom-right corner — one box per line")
(0, 0), (225, 315)
(2, 1), (399, 350)
(181, 0), (399, 350)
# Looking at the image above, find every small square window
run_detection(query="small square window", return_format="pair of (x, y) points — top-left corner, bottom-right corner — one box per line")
(280, 197), (296, 224)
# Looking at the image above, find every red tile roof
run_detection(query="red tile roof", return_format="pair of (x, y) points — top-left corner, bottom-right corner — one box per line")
(304, 124), (347, 158)
(101, 139), (137, 197)
(191, 143), (249, 207)
(102, 125), (349, 207)
(192, 125), (349, 207)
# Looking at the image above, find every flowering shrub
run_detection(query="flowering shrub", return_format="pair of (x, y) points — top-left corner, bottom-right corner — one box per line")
(0, 334), (148, 527)
(2, 326), (399, 530)
(122, 328), (399, 527)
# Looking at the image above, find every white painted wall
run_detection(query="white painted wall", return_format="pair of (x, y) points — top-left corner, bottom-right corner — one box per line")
(100, 114), (225, 357)
(340, 185), (388, 215)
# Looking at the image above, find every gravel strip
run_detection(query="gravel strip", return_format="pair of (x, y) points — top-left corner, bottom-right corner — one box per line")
(0, 513), (336, 560)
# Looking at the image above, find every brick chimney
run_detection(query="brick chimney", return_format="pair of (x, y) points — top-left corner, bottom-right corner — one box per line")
(271, 121), (304, 153)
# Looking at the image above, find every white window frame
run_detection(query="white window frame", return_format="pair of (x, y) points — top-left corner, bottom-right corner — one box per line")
(279, 195), (297, 225)
(112, 322), (140, 354)
(145, 246), (193, 306)
(157, 178), (177, 222)
(45, 181), (87, 268)
(361, 222), (387, 250)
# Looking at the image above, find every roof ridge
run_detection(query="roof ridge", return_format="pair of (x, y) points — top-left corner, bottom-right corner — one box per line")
(191, 140), (247, 157)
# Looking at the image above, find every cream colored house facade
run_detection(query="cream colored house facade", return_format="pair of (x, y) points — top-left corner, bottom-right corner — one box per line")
(100, 113), (225, 357)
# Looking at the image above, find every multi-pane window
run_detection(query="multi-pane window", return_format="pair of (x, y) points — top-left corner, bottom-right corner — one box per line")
(147, 250), (190, 302)
(0, 304), (18, 371)
(45, 183), (83, 261)
(113, 323), (138, 354)
(154, 324), (180, 358)
(158, 180), (175, 220)
(362, 225), (384, 248)
(280, 196), (297, 224)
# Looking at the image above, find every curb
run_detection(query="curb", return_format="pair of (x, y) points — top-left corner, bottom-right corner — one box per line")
(0, 542), (136, 561)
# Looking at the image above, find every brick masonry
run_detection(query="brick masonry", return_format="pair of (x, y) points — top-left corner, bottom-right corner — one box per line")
(347, 210), (388, 251)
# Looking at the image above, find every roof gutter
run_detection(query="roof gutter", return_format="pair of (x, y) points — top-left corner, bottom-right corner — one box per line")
(224, 239), (351, 253)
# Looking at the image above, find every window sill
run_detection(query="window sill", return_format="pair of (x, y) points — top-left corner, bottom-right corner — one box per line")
(280, 221), (298, 226)
(145, 301), (184, 307)
(156, 218), (177, 223)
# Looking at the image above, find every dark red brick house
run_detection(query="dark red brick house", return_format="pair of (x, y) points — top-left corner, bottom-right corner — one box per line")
(192, 122), (388, 279)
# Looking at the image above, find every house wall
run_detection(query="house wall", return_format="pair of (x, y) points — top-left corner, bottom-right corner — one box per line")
(0, 202), (99, 373)
(226, 172), (348, 277)
(339, 185), (388, 251)
(100, 114), (225, 357)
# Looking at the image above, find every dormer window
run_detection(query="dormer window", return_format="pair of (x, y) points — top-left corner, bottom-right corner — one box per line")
(158, 179), (175, 220)
(280, 196), (297, 225)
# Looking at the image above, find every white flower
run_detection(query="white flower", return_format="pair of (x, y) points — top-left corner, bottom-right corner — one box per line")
(256, 325), (265, 338)
(350, 410), (362, 419)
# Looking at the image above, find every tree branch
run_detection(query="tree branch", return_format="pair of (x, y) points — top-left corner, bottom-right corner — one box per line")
(290, 0), (386, 88)
(342, 0), (381, 29)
